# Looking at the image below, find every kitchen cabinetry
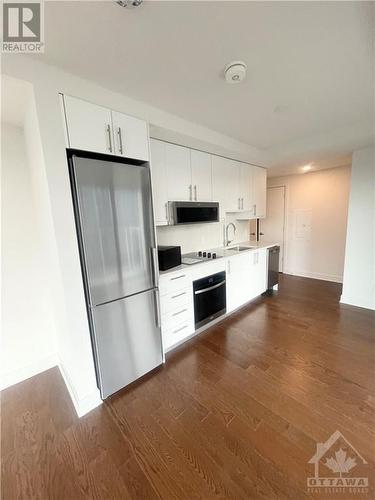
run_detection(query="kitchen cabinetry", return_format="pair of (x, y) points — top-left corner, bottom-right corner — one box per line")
(159, 270), (194, 351)
(190, 149), (212, 201)
(62, 95), (149, 161)
(239, 163), (254, 211)
(226, 249), (267, 312)
(165, 143), (191, 201)
(63, 95), (113, 155)
(111, 111), (149, 161)
(212, 156), (239, 215)
(252, 167), (267, 218)
(150, 139), (169, 225)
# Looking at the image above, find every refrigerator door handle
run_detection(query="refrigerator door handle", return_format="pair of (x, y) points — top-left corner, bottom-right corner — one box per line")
(151, 247), (159, 287)
(154, 289), (161, 328)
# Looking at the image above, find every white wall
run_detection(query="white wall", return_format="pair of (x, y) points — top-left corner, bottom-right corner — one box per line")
(1, 124), (57, 388)
(341, 147), (375, 310)
(268, 166), (351, 283)
(2, 55), (264, 416)
(156, 214), (250, 254)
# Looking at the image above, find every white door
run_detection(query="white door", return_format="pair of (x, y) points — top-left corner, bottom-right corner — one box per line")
(150, 139), (168, 225)
(111, 111), (149, 161)
(165, 143), (191, 201)
(212, 156), (240, 216)
(259, 186), (285, 271)
(239, 163), (254, 211)
(63, 95), (113, 155)
(190, 150), (212, 201)
(253, 167), (267, 218)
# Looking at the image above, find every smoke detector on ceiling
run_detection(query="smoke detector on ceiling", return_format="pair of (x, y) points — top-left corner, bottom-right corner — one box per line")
(224, 61), (247, 84)
(117, 0), (143, 7)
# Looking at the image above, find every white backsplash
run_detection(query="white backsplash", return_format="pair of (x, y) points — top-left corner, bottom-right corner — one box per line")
(156, 214), (250, 254)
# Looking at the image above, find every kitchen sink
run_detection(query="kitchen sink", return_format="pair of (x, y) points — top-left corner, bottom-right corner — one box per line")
(226, 246), (255, 252)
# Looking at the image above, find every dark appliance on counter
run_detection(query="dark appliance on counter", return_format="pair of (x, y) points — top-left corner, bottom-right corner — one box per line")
(157, 245), (181, 271)
(263, 245), (280, 295)
(168, 201), (219, 225)
(193, 271), (226, 329)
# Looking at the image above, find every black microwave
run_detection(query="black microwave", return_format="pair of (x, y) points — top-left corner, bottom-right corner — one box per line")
(168, 201), (219, 225)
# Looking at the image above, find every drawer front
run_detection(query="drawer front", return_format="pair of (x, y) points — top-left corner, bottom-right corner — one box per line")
(160, 289), (190, 316)
(159, 272), (190, 296)
(162, 304), (192, 331)
(162, 319), (194, 350)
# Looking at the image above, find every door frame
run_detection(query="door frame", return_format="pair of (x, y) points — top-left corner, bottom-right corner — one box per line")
(263, 185), (287, 272)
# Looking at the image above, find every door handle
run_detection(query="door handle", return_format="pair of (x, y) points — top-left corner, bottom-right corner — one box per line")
(151, 247), (159, 287)
(194, 280), (226, 295)
(154, 289), (161, 328)
(117, 127), (123, 155)
(194, 185), (197, 201)
(260, 232), (264, 236)
(106, 124), (113, 153)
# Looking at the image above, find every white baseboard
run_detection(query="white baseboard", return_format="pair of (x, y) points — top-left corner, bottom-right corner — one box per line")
(340, 294), (375, 311)
(284, 269), (343, 283)
(0, 354), (58, 391)
(58, 361), (102, 418)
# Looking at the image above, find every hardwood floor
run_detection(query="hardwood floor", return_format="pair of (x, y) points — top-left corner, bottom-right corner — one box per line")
(2, 274), (375, 499)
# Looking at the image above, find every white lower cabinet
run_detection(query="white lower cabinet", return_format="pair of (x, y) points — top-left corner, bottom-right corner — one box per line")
(159, 270), (194, 351)
(226, 249), (268, 313)
(159, 248), (269, 353)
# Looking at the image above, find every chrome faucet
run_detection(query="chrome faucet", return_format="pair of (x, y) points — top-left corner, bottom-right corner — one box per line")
(224, 222), (236, 246)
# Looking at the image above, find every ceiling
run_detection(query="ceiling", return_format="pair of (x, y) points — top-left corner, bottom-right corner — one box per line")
(33, 1), (374, 174)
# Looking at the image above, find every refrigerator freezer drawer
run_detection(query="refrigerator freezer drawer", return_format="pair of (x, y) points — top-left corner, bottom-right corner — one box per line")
(92, 289), (163, 398)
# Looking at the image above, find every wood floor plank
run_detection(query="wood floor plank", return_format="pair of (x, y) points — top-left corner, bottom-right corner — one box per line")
(2, 274), (374, 499)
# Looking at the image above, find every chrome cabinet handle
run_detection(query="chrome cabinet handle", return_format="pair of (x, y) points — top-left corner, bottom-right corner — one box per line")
(194, 280), (226, 295)
(253, 204), (256, 216)
(117, 127), (123, 155)
(172, 308), (187, 317)
(170, 274), (186, 281)
(194, 185), (197, 201)
(165, 202), (169, 221)
(173, 325), (188, 334)
(172, 292), (186, 299)
(241, 198), (244, 210)
(238, 198), (241, 209)
(106, 124), (112, 153)
(189, 184), (192, 200)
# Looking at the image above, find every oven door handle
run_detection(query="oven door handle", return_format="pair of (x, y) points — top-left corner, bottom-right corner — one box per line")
(194, 280), (226, 295)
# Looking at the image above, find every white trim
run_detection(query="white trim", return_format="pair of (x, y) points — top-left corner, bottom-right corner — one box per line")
(0, 354), (58, 391)
(284, 269), (343, 283)
(340, 294), (375, 311)
(58, 361), (102, 418)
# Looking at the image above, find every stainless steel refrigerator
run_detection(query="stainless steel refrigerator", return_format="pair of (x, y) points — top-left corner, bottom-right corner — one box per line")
(69, 152), (163, 399)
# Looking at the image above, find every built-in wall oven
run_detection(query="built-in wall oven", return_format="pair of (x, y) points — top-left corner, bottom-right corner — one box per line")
(193, 271), (226, 329)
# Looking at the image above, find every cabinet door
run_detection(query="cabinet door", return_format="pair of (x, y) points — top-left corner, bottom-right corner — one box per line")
(112, 111), (149, 161)
(150, 139), (169, 225)
(226, 254), (252, 312)
(165, 143), (192, 201)
(239, 164), (254, 211)
(248, 249), (267, 299)
(253, 167), (267, 218)
(63, 95), (113, 155)
(212, 156), (240, 216)
(190, 150), (212, 201)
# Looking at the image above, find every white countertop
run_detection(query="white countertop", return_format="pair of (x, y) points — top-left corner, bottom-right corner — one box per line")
(159, 241), (279, 276)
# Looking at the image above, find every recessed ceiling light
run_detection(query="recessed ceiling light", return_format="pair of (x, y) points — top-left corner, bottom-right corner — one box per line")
(301, 164), (312, 172)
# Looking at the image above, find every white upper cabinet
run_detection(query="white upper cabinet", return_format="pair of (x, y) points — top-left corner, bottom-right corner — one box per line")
(63, 95), (113, 155)
(253, 167), (267, 218)
(165, 143), (191, 201)
(111, 111), (149, 161)
(63, 95), (149, 161)
(212, 156), (239, 215)
(190, 149), (212, 201)
(150, 139), (168, 225)
(239, 163), (254, 211)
